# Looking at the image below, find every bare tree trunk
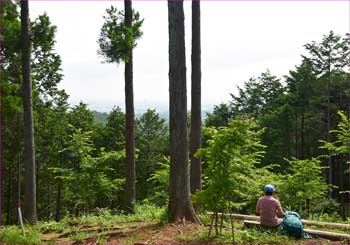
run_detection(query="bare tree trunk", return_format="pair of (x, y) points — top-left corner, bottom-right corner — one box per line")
(124, 0), (136, 213)
(168, 0), (198, 223)
(327, 67), (332, 198)
(21, 0), (37, 224)
(190, 0), (202, 194)
(300, 109), (305, 160)
(55, 179), (62, 221)
(6, 164), (12, 225)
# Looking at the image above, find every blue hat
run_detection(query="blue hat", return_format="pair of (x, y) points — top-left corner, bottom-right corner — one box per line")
(264, 184), (275, 194)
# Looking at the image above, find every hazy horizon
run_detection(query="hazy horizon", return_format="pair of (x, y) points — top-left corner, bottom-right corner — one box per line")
(30, 1), (349, 114)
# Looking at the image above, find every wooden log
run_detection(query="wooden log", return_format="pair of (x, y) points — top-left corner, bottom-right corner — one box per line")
(243, 220), (260, 229)
(304, 228), (350, 241)
(243, 220), (350, 241)
(208, 212), (350, 229)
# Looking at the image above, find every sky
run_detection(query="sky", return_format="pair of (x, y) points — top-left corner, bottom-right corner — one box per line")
(30, 1), (349, 113)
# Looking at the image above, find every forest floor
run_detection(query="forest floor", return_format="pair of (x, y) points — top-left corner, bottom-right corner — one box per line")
(39, 219), (348, 244)
(2, 205), (350, 244)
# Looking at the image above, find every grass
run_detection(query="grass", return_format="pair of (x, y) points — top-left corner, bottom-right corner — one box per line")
(0, 225), (42, 244)
(193, 216), (296, 244)
(75, 203), (166, 226)
(2, 205), (350, 244)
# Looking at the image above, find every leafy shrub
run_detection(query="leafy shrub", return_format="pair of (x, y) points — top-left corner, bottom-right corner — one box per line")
(36, 220), (66, 233)
(311, 198), (340, 215)
(146, 156), (170, 206)
(194, 118), (265, 213)
(50, 125), (125, 214)
(279, 157), (329, 214)
(1, 226), (41, 244)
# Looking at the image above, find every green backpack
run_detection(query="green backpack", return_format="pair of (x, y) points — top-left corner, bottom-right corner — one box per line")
(280, 211), (304, 239)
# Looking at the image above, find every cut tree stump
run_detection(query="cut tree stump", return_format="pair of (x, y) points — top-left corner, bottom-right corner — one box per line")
(243, 220), (350, 241)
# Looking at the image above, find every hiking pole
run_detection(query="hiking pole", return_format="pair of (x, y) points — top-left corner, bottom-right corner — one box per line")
(17, 204), (25, 236)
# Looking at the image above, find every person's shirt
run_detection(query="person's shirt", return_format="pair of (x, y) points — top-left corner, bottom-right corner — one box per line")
(256, 195), (284, 227)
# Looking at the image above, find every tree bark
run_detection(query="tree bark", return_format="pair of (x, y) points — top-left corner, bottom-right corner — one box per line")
(21, 0), (37, 224)
(6, 164), (12, 225)
(55, 179), (62, 221)
(300, 109), (305, 160)
(168, 0), (198, 223)
(124, 0), (136, 213)
(327, 66), (332, 198)
(190, 0), (202, 194)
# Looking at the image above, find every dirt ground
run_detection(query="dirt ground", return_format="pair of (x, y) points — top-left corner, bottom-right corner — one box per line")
(40, 221), (343, 244)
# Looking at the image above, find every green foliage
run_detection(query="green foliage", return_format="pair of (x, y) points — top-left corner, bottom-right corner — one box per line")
(279, 157), (329, 214)
(194, 225), (293, 244)
(31, 13), (63, 99)
(245, 166), (283, 213)
(205, 103), (233, 128)
(103, 106), (125, 151)
(310, 198), (340, 216)
(72, 203), (164, 226)
(320, 111), (350, 157)
(35, 220), (67, 233)
(136, 109), (169, 200)
(235, 229), (294, 244)
(50, 125), (125, 213)
(195, 118), (265, 212)
(304, 31), (349, 74)
(0, 226), (41, 244)
(98, 6), (143, 63)
(147, 156), (170, 206)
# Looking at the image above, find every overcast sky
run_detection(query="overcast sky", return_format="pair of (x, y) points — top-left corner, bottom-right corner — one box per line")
(30, 1), (349, 112)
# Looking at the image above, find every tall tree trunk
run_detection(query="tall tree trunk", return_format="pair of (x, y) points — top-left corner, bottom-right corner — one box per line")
(294, 111), (298, 159)
(327, 66), (332, 198)
(21, 0), (37, 224)
(55, 179), (62, 221)
(300, 109), (305, 160)
(6, 164), (12, 225)
(190, 0), (202, 194)
(47, 173), (51, 219)
(124, 0), (136, 213)
(168, 0), (198, 223)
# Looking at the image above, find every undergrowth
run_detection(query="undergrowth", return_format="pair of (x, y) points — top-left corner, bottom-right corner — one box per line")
(0, 226), (42, 244)
(2, 205), (349, 244)
(76, 203), (165, 226)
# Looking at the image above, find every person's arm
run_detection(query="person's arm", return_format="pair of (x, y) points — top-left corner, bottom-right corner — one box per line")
(276, 200), (284, 218)
(255, 199), (261, 216)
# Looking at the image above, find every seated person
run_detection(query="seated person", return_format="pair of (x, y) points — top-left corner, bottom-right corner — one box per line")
(256, 184), (284, 228)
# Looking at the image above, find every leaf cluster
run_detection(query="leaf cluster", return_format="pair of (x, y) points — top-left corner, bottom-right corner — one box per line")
(97, 6), (143, 64)
(194, 118), (265, 212)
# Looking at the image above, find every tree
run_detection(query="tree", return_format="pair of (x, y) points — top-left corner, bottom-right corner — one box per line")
(286, 59), (318, 160)
(304, 31), (349, 192)
(190, 0), (202, 194)
(320, 111), (350, 204)
(21, 0), (37, 224)
(279, 157), (328, 214)
(168, 0), (198, 223)
(205, 103), (233, 128)
(2, 1), (68, 222)
(194, 119), (265, 232)
(124, 0), (136, 213)
(97, 4), (143, 212)
(103, 106), (126, 152)
(50, 126), (124, 216)
(136, 109), (168, 200)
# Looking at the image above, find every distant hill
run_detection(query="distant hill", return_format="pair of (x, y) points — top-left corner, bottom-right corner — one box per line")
(91, 106), (213, 124)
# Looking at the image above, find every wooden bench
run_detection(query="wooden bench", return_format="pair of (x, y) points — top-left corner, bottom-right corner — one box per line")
(243, 220), (350, 241)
